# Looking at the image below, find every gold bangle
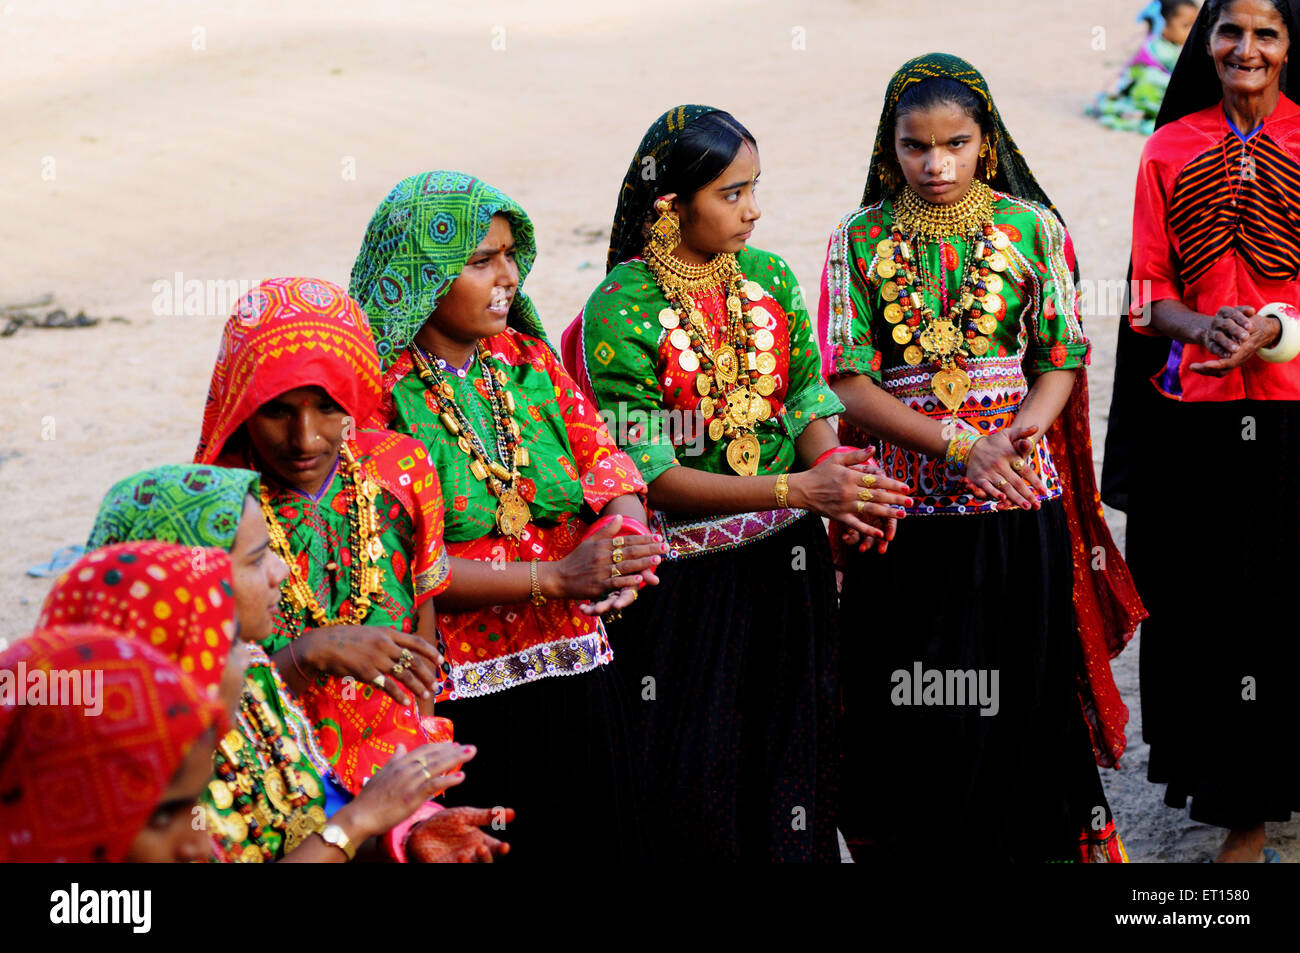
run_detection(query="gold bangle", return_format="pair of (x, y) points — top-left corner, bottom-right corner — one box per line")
(774, 473), (790, 508)
(529, 559), (547, 607)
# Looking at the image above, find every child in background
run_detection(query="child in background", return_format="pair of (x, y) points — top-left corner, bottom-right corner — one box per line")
(1089, 0), (1199, 134)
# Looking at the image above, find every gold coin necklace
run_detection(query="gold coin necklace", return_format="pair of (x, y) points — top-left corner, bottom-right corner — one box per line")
(645, 245), (774, 476)
(411, 342), (531, 540)
(209, 681), (325, 862)
(875, 180), (1009, 417)
(260, 441), (385, 639)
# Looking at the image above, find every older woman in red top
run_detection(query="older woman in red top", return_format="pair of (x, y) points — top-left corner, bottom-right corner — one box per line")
(1105, 0), (1300, 862)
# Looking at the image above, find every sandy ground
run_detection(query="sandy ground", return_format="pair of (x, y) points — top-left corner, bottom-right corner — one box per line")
(1, 0), (1295, 862)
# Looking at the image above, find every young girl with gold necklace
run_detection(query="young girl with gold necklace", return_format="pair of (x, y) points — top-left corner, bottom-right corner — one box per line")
(820, 55), (1145, 862)
(570, 107), (914, 862)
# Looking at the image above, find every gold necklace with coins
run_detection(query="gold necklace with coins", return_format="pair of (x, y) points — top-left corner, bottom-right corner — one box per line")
(260, 442), (385, 638)
(409, 342), (531, 540)
(874, 180), (1012, 418)
(208, 680), (327, 862)
(644, 245), (779, 476)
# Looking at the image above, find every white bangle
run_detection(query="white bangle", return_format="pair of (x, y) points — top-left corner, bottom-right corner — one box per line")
(1255, 303), (1300, 364)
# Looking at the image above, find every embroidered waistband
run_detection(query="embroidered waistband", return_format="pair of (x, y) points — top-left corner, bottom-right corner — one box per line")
(443, 628), (613, 702)
(653, 507), (804, 560)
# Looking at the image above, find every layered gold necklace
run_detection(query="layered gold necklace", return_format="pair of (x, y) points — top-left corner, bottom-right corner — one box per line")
(410, 342), (531, 540)
(260, 442), (385, 637)
(644, 244), (777, 476)
(876, 181), (1011, 417)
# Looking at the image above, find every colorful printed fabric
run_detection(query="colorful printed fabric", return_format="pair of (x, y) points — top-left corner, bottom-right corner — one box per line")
(822, 193), (1085, 515)
(820, 52), (1146, 768)
(349, 170), (549, 368)
(1129, 96), (1300, 401)
(36, 541), (237, 705)
(0, 625), (219, 863)
(581, 245), (844, 484)
(238, 430), (450, 793)
(861, 53), (1063, 221)
(87, 464), (259, 551)
(195, 277), (453, 794)
(1088, 35), (1181, 135)
(605, 104), (719, 272)
(194, 277), (382, 464)
(371, 329), (646, 700)
(202, 645), (341, 863)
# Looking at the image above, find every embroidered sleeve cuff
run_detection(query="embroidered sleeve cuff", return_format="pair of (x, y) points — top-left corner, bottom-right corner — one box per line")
(620, 442), (680, 484)
(1026, 340), (1090, 375)
(413, 549), (452, 608)
(781, 380), (845, 440)
(828, 342), (882, 383)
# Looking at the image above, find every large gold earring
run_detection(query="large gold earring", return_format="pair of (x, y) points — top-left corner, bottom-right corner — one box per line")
(982, 139), (998, 181)
(649, 197), (680, 256)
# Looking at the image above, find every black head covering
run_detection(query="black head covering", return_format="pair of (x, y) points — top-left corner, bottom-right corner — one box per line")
(863, 53), (1064, 225)
(1101, 0), (1300, 511)
(605, 105), (720, 273)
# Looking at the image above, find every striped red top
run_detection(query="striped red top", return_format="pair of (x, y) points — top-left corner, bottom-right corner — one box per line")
(1131, 95), (1300, 401)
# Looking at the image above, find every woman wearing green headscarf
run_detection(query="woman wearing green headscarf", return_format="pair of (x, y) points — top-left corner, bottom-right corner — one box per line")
(820, 54), (1145, 862)
(87, 464), (507, 862)
(350, 170), (664, 859)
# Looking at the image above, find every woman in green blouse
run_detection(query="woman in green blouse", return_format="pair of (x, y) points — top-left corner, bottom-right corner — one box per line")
(571, 106), (913, 862)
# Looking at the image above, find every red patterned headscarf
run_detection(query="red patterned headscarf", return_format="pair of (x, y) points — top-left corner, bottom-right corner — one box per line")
(0, 625), (220, 862)
(37, 541), (237, 705)
(194, 277), (382, 464)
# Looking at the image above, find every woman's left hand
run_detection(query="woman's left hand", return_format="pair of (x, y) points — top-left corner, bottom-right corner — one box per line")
(406, 806), (514, 863)
(1190, 306), (1281, 376)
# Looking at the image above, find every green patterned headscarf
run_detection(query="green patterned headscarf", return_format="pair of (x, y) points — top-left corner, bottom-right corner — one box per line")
(606, 104), (719, 272)
(87, 465), (260, 552)
(863, 54), (1062, 223)
(349, 170), (548, 368)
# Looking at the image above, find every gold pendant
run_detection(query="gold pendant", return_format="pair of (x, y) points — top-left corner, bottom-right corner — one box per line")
(679, 349), (700, 372)
(756, 352), (777, 375)
(753, 328), (774, 351)
(495, 488), (531, 540)
(279, 736), (301, 764)
(876, 259), (897, 279)
(252, 800), (273, 829)
(984, 274), (1004, 294)
(755, 374), (776, 396)
(299, 771), (321, 800)
(750, 392), (770, 421)
(366, 536), (385, 562)
(699, 396), (716, 418)
(658, 308), (679, 329)
(919, 318), (961, 356)
(208, 779), (233, 810)
(714, 345), (739, 384)
(975, 313), (998, 335)
(239, 845), (264, 863)
(904, 345), (924, 366)
(876, 238), (895, 257)
(981, 293), (1003, 314)
(744, 280), (764, 302)
(669, 328), (690, 350)
(695, 374), (711, 396)
(264, 770), (293, 814)
(883, 303), (903, 324)
(708, 418), (725, 441)
(969, 336), (991, 357)
(881, 280), (900, 302)
(891, 323), (913, 345)
(689, 309), (706, 329)
(224, 811), (249, 844)
(931, 366), (972, 412)
(726, 434), (762, 476)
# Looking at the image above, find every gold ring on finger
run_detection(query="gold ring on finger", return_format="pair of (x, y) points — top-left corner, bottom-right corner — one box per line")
(391, 661), (407, 676)
(372, 674), (387, 690)
(860, 473), (876, 488)
(610, 564), (620, 579)
(856, 500), (865, 514)
(858, 488), (873, 502)
(1010, 458), (1025, 472)
(611, 536), (626, 548)
(421, 765), (432, 781)
(994, 477), (1008, 488)
(398, 648), (414, 665)
(611, 548), (624, 563)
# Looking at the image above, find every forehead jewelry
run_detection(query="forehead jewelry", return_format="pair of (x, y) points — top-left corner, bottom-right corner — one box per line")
(930, 134), (936, 147)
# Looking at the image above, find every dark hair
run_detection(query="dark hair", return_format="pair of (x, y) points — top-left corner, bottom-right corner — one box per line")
(662, 111), (757, 201)
(1203, 0), (1294, 36)
(893, 76), (993, 135)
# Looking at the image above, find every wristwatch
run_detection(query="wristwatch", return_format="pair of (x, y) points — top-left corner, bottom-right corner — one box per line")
(319, 823), (356, 861)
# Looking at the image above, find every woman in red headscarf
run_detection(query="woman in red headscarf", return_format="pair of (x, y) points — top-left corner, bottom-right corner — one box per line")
(193, 277), (455, 795)
(0, 625), (223, 863)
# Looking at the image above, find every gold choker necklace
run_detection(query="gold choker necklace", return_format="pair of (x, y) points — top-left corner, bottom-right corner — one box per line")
(893, 180), (995, 241)
(643, 244), (734, 295)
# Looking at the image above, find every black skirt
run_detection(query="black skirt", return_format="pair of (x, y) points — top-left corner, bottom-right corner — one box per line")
(839, 499), (1113, 862)
(437, 661), (646, 861)
(606, 512), (841, 862)
(1127, 398), (1300, 829)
